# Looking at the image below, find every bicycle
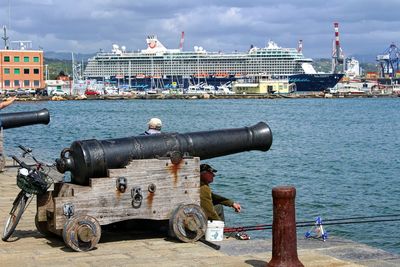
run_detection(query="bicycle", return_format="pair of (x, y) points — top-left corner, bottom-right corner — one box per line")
(2, 145), (55, 241)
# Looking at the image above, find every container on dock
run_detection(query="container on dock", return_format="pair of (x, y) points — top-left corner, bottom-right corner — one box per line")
(205, 220), (224, 242)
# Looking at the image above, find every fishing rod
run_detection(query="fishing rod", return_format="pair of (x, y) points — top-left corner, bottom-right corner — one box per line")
(224, 214), (400, 233)
(225, 218), (400, 233)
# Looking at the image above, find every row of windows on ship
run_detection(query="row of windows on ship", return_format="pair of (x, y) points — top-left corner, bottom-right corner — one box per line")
(85, 69), (299, 76)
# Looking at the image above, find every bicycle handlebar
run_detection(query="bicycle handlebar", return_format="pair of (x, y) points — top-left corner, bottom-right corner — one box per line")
(15, 144), (43, 167)
(13, 145), (55, 170)
(11, 155), (31, 170)
(18, 145), (32, 154)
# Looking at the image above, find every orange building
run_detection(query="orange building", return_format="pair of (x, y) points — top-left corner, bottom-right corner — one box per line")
(0, 49), (45, 91)
(365, 72), (378, 80)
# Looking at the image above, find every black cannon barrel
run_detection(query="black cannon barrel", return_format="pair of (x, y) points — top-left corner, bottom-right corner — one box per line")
(0, 108), (50, 129)
(56, 122), (272, 185)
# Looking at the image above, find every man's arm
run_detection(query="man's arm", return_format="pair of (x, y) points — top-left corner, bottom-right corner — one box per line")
(212, 192), (241, 212)
(211, 192), (234, 206)
(0, 96), (16, 109)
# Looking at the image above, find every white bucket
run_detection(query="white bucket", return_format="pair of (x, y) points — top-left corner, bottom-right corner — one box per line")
(205, 220), (224, 242)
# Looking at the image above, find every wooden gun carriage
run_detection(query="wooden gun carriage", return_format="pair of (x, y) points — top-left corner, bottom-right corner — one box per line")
(37, 156), (205, 251)
(36, 122), (272, 251)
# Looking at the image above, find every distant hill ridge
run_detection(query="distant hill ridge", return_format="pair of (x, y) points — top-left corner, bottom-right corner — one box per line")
(45, 51), (95, 61)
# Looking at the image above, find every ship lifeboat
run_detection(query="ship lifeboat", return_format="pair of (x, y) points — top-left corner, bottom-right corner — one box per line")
(215, 73), (229, 78)
(136, 74), (146, 79)
(234, 73), (244, 78)
(194, 73), (209, 78)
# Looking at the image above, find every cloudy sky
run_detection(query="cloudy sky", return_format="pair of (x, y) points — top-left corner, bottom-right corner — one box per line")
(1, 0), (400, 58)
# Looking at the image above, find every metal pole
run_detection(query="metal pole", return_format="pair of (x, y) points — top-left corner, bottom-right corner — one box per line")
(268, 186), (303, 267)
(45, 64), (48, 81)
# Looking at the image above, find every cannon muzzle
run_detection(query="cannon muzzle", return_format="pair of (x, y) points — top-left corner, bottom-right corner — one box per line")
(0, 108), (50, 129)
(56, 122), (272, 185)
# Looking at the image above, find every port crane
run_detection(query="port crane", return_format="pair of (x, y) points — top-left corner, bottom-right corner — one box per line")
(376, 43), (400, 78)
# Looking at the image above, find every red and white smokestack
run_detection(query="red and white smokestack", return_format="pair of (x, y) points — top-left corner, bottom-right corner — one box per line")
(332, 22), (345, 72)
(333, 22), (342, 61)
(334, 22), (340, 47)
(297, 39), (303, 53)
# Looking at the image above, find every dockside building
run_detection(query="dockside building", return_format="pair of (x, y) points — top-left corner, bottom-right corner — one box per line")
(0, 48), (45, 91)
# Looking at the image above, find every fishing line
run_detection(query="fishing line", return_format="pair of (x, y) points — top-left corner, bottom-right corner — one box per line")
(306, 213), (400, 223)
(224, 214), (400, 233)
(297, 218), (400, 228)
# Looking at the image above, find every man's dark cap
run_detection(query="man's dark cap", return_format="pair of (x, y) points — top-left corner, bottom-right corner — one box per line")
(200, 163), (217, 173)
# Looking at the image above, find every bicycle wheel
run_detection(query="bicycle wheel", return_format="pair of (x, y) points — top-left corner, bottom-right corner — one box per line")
(2, 190), (29, 241)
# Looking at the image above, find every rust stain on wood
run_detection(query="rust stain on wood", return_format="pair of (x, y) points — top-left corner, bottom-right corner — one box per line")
(147, 192), (154, 208)
(115, 188), (121, 201)
(168, 160), (183, 186)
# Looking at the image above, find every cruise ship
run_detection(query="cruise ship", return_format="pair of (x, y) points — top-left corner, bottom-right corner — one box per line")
(83, 35), (343, 92)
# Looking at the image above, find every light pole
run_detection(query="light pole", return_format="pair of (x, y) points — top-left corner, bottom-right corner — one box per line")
(45, 64), (49, 80)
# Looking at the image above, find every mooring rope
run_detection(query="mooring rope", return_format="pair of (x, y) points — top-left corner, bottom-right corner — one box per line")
(224, 214), (400, 233)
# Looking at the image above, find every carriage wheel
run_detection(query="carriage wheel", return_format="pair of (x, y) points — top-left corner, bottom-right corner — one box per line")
(35, 214), (55, 237)
(62, 215), (101, 252)
(169, 204), (207, 243)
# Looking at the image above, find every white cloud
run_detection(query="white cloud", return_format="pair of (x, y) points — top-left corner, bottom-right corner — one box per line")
(1, 0), (399, 58)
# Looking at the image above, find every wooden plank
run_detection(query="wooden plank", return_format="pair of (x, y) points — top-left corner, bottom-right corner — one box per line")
(36, 191), (53, 222)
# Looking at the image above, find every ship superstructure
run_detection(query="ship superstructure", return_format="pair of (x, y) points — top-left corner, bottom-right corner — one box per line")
(84, 35), (342, 91)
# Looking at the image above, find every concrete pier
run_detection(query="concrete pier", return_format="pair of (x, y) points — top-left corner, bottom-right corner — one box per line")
(0, 164), (399, 266)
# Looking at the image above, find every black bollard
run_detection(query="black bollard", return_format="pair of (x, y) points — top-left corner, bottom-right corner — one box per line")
(0, 108), (50, 129)
(56, 122), (273, 185)
(267, 186), (304, 267)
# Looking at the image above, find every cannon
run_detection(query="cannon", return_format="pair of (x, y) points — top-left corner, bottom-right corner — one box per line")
(0, 108), (50, 129)
(37, 122), (272, 251)
(56, 122), (272, 185)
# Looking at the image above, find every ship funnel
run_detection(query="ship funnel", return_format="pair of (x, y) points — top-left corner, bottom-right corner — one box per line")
(143, 35), (167, 53)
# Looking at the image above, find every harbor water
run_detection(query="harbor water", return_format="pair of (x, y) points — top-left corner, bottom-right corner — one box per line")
(3, 98), (399, 254)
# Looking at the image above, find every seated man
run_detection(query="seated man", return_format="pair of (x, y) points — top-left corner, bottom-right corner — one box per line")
(142, 117), (162, 135)
(200, 163), (241, 221)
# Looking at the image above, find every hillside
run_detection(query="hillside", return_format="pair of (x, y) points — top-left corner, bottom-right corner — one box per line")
(44, 52), (93, 79)
(313, 58), (379, 74)
(44, 58), (73, 79)
(45, 52), (94, 61)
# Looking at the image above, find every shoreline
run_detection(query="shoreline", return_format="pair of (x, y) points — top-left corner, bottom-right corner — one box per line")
(3, 92), (399, 102)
